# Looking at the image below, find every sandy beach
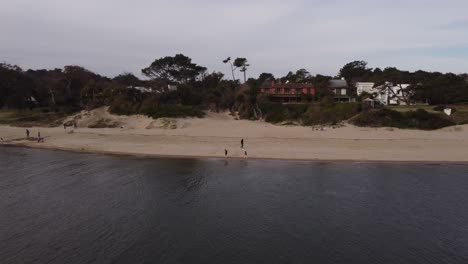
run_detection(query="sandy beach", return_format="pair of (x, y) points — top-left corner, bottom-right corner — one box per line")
(1, 107), (467, 162)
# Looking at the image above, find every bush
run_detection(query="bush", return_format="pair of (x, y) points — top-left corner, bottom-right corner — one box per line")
(109, 95), (140, 115)
(351, 108), (455, 130)
(433, 105), (445, 112)
(302, 102), (360, 126)
(259, 102), (308, 123)
(433, 105), (457, 114)
(140, 104), (205, 119)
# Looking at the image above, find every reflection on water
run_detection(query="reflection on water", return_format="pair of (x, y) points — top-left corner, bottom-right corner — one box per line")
(1, 146), (468, 264)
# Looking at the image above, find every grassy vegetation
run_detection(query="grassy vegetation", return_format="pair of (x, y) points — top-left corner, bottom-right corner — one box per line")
(0, 109), (68, 127)
(388, 105), (437, 113)
(140, 105), (205, 119)
(351, 108), (455, 130)
(109, 96), (205, 119)
(389, 104), (468, 125)
(258, 100), (360, 125)
(302, 102), (360, 126)
(259, 102), (308, 123)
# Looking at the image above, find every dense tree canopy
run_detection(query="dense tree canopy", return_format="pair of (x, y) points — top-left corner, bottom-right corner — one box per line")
(142, 54), (207, 84)
(338, 60), (373, 84)
(2, 56), (468, 117)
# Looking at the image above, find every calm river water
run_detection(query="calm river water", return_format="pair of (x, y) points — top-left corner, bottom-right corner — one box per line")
(1, 146), (468, 264)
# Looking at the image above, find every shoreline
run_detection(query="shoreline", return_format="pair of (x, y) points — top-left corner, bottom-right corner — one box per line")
(3, 142), (468, 165)
(0, 144), (468, 165)
(2, 109), (468, 164)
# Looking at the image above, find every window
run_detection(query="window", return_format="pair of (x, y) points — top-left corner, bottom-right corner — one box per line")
(284, 88), (290, 94)
(276, 88), (281, 94)
(341, 89), (347, 96)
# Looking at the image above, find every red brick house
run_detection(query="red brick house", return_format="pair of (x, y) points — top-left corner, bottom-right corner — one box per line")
(260, 82), (315, 103)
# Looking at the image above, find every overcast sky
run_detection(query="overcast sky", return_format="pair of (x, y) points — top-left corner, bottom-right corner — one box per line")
(1, 0), (468, 78)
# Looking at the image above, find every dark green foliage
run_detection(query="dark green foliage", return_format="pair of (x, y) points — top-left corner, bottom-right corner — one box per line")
(109, 92), (205, 119)
(0, 64), (35, 109)
(0, 110), (69, 127)
(140, 104), (205, 119)
(302, 102), (360, 126)
(141, 54), (206, 83)
(351, 108), (455, 130)
(339, 61), (372, 84)
(113, 73), (142, 87)
(258, 102), (304, 123)
(109, 94), (140, 115)
(258, 100), (360, 125)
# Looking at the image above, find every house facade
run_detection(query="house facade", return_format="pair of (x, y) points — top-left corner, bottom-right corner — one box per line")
(328, 79), (354, 102)
(356, 82), (375, 96)
(374, 83), (410, 105)
(357, 82), (410, 105)
(260, 82), (315, 103)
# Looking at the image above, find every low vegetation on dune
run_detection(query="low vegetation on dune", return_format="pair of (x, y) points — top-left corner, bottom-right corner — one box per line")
(351, 108), (456, 130)
(258, 99), (360, 126)
(0, 109), (69, 127)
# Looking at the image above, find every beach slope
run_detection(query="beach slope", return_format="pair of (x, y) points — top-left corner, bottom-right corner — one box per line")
(1, 108), (467, 162)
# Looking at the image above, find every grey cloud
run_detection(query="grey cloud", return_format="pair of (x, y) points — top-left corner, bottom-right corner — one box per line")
(1, 0), (468, 78)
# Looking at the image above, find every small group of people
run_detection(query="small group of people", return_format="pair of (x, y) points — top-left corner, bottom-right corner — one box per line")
(224, 138), (248, 158)
(26, 129), (44, 143)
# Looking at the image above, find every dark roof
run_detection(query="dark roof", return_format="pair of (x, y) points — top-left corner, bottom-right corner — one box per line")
(261, 82), (314, 89)
(328, 79), (348, 88)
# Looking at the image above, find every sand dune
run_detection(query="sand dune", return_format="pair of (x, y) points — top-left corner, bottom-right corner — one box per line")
(1, 107), (467, 162)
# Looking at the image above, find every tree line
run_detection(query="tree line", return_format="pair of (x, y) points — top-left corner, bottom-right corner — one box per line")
(1, 55), (468, 115)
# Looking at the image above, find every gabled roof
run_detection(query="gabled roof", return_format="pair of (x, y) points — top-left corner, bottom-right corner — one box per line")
(328, 79), (347, 88)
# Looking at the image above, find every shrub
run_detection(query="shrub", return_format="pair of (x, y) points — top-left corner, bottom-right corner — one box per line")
(259, 102), (308, 123)
(433, 105), (457, 114)
(140, 104), (205, 119)
(109, 95), (140, 115)
(302, 102), (360, 126)
(433, 105), (445, 112)
(351, 108), (455, 130)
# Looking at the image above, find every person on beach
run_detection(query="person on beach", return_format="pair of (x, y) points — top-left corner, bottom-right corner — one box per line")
(241, 138), (244, 148)
(225, 149), (228, 157)
(244, 150), (248, 158)
(26, 129), (30, 138)
(38, 131), (41, 138)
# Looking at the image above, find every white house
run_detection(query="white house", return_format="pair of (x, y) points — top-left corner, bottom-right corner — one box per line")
(356, 82), (375, 96)
(357, 82), (411, 105)
(373, 82), (411, 105)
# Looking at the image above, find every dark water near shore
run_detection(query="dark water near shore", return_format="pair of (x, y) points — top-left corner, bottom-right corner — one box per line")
(1, 147), (468, 264)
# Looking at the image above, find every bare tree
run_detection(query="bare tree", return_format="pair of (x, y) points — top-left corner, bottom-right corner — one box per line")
(223, 57), (236, 81)
(234, 58), (249, 83)
(377, 82), (411, 105)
